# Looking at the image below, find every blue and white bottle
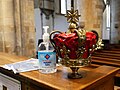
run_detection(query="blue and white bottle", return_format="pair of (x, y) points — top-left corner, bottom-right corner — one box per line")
(38, 26), (56, 73)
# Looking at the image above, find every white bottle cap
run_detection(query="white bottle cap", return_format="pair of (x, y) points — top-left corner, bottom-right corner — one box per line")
(43, 26), (49, 42)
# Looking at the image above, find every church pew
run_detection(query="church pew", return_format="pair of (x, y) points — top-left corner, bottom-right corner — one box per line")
(109, 44), (120, 49)
(91, 48), (120, 86)
(93, 48), (120, 60)
(92, 56), (120, 67)
(93, 53), (120, 59)
(92, 48), (120, 67)
(95, 50), (120, 54)
(91, 55), (120, 86)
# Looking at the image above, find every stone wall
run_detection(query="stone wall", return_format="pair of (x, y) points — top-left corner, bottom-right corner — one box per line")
(0, 0), (36, 57)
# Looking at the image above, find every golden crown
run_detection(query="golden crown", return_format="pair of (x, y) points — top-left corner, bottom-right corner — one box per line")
(50, 8), (103, 78)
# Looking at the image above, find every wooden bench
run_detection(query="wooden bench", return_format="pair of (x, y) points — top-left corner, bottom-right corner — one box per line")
(91, 46), (120, 86)
(92, 48), (120, 66)
(92, 56), (120, 67)
(93, 52), (120, 59)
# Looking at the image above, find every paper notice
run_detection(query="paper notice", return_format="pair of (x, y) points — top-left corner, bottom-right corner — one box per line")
(2, 58), (39, 74)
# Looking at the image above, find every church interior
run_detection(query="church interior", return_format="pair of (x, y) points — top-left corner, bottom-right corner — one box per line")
(0, 0), (120, 90)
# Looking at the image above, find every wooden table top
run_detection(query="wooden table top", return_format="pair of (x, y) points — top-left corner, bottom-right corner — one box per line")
(0, 52), (119, 90)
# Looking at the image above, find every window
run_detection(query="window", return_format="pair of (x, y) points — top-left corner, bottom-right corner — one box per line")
(104, 0), (110, 30)
(104, 0), (107, 4)
(55, 0), (71, 14)
(61, 0), (66, 14)
(106, 4), (110, 29)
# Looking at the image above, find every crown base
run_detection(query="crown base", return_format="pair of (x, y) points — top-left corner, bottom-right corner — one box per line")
(60, 56), (91, 67)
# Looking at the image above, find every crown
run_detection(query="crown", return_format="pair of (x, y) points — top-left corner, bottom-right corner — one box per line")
(50, 8), (103, 67)
(50, 8), (103, 78)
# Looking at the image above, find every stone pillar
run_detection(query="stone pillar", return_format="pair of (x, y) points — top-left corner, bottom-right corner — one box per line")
(0, 1), (4, 52)
(77, 0), (104, 38)
(111, 0), (120, 44)
(0, 0), (15, 54)
(0, 0), (36, 57)
(19, 0), (36, 57)
(14, 0), (22, 55)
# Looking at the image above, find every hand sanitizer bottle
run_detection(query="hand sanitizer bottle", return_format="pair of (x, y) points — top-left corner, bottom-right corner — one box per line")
(38, 26), (57, 73)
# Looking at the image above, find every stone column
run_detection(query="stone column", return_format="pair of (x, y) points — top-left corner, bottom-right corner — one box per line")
(0, 0), (15, 54)
(0, 1), (4, 52)
(13, 0), (22, 55)
(111, 0), (120, 43)
(0, 0), (36, 57)
(19, 0), (36, 57)
(77, 0), (104, 38)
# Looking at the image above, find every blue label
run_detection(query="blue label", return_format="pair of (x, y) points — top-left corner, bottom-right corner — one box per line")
(38, 51), (56, 68)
